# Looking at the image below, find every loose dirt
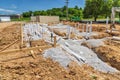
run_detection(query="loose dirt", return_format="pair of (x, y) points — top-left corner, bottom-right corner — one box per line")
(0, 22), (120, 80)
(0, 23), (21, 51)
(94, 40), (120, 70)
(0, 55), (120, 80)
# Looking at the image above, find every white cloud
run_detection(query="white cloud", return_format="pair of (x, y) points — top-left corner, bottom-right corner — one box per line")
(11, 4), (17, 9)
(0, 8), (15, 13)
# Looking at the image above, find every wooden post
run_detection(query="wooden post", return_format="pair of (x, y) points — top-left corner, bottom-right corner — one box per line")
(98, 24), (99, 31)
(86, 23), (88, 33)
(82, 24), (84, 33)
(21, 23), (23, 48)
(54, 36), (56, 47)
(30, 50), (36, 59)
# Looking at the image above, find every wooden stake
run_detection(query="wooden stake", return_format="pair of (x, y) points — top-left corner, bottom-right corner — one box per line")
(21, 23), (23, 48)
(54, 36), (56, 47)
(30, 50), (36, 59)
(38, 49), (42, 53)
(0, 39), (19, 52)
(0, 45), (52, 55)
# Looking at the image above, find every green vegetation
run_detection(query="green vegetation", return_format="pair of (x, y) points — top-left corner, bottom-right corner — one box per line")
(22, 6), (83, 21)
(71, 16), (81, 21)
(20, 0), (120, 22)
(11, 17), (30, 21)
(84, 0), (120, 21)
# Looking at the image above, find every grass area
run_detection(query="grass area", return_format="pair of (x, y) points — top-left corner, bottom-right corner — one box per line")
(11, 17), (30, 22)
(83, 18), (120, 21)
(11, 17), (120, 23)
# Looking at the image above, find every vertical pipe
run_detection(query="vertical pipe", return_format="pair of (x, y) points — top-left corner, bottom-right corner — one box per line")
(85, 23), (89, 39)
(67, 26), (69, 39)
(68, 26), (70, 39)
(106, 17), (109, 31)
(42, 26), (43, 39)
(90, 21), (92, 34)
(74, 27), (76, 34)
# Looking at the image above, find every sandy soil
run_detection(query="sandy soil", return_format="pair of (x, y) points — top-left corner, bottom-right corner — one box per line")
(0, 54), (120, 80)
(94, 40), (120, 70)
(0, 23), (21, 51)
(65, 21), (120, 38)
(0, 22), (120, 80)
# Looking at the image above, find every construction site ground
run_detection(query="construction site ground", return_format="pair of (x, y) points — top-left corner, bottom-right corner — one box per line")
(0, 22), (120, 80)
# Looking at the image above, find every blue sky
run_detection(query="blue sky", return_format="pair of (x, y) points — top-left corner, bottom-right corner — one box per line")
(0, 0), (85, 14)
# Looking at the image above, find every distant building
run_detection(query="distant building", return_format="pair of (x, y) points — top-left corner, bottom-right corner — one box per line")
(31, 16), (60, 23)
(10, 14), (22, 19)
(0, 14), (22, 22)
(0, 15), (11, 22)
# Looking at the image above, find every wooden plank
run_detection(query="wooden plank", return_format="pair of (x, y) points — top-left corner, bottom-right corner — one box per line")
(0, 45), (52, 55)
(112, 37), (120, 41)
(0, 39), (19, 52)
(112, 40), (120, 44)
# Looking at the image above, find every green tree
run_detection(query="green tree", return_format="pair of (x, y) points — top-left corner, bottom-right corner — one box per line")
(102, 0), (120, 19)
(22, 6), (83, 21)
(84, 0), (104, 21)
(102, 0), (113, 17)
(83, 0), (120, 21)
(22, 11), (32, 17)
(113, 0), (120, 20)
(74, 5), (79, 10)
(68, 7), (83, 20)
(113, 0), (120, 7)
(34, 11), (41, 16)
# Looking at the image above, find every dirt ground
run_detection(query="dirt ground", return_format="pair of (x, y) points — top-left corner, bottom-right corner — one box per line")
(0, 23), (21, 51)
(48, 27), (66, 37)
(0, 22), (120, 80)
(81, 36), (120, 71)
(64, 21), (120, 38)
(94, 40), (120, 71)
(0, 54), (120, 80)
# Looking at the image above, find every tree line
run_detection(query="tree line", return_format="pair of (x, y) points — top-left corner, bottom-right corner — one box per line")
(22, 0), (120, 21)
(84, 0), (120, 21)
(22, 6), (83, 20)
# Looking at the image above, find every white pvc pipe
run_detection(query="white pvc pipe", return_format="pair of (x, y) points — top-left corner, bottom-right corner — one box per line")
(106, 17), (109, 31)
(67, 26), (70, 39)
(61, 42), (86, 63)
(90, 21), (92, 34)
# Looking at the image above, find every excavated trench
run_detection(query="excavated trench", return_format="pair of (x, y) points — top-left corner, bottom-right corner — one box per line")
(94, 40), (120, 70)
(82, 38), (120, 71)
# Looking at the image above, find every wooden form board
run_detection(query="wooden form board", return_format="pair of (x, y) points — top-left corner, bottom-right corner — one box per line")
(21, 23), (23, 47)
(0, 45), (52, 55)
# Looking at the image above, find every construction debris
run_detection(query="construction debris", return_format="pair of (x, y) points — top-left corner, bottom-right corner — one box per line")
(30, 50), (36, 59)
(112, 36), (120, 41)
